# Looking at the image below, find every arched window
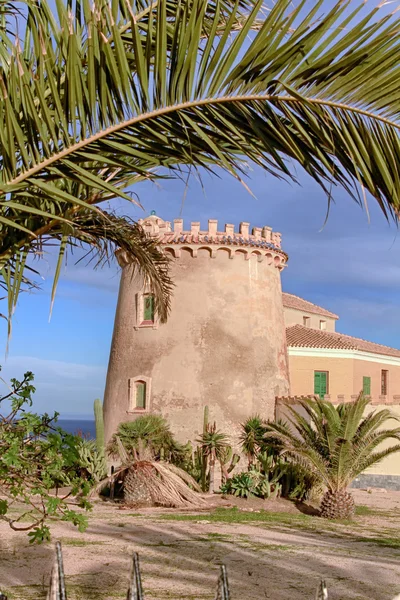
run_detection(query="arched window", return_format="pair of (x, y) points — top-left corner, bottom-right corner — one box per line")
(135, 381), (146, 409)
(128, 376), (151, 412)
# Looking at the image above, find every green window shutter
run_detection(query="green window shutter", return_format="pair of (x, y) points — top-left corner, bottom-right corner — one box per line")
(314, 371), (328, 399)
(314, 371), (321, 396)
(136, 382), (146, 409)
(143, 294), (154, 321)
(363, 376), (371, 396)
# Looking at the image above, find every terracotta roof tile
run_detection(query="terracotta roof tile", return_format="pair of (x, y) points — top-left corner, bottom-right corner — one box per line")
(286, 324), (400, 359)
(282, 293), (339, 320)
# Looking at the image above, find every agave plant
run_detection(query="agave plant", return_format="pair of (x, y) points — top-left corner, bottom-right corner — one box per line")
(239, 415), (266, 469)
(266, 394), (400, 519)
(197, 423), (229, 494)
(2, 0), (400, 336)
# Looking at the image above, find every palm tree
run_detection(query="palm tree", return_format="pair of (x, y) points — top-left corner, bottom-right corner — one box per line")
(2, 0), (400, 332)
(265, 394), (400, 519)
(197, 423), (229, 493)
(107, 414), (179, 460)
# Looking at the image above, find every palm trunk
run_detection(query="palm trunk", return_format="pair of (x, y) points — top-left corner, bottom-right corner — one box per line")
(320, 489), (355, 520)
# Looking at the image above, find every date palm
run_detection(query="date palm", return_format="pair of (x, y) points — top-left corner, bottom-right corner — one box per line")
(2, 0), (400, 331)
(266, 394), (400, 519)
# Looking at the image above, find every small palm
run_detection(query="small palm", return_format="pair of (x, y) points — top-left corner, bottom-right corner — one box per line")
(266, 394), (400, 519)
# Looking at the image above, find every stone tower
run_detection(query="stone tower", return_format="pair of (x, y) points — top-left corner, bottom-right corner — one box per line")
(103, 215), (290, 444)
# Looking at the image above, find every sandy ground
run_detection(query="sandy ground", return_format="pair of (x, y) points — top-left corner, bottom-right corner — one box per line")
(1, 489), (400, 600)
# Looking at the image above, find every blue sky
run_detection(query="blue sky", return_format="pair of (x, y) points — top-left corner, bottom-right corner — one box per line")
(1, 0), (400, 417)
(2, 167), (400, 417)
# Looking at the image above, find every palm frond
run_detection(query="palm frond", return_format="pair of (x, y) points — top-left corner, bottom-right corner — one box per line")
(270, 395), (400, 492)
(2, 0), (400, 331)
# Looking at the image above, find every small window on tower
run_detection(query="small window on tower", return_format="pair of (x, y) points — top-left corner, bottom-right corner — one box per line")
(320, 320), (326, 330)
(142, 294), (155, 324)
(135, 381), (146, 409)
(128, 376), (151, 412)
(303, 316), (310, 327)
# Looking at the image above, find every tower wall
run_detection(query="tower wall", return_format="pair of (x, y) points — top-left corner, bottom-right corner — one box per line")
(103, 218), (290, 445)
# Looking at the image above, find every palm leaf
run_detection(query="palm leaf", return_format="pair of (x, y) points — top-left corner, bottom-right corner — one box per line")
(3, 0), (400, 332)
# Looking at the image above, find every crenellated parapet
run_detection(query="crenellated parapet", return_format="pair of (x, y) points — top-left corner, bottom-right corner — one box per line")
(276, 395), (400, 406)
(130, 214), (288, 269)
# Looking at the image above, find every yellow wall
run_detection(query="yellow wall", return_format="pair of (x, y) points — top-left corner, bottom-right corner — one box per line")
(288, 355), (354, 398)
(288, 354), (400, 400)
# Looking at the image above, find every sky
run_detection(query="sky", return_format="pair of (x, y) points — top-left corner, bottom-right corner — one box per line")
(1, 0), (400, 417)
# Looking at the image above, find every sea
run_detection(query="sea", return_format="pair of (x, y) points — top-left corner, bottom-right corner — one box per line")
(57, 419), (96, 440)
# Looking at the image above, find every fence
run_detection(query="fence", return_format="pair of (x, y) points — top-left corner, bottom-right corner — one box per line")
(0, 542), (329, 600)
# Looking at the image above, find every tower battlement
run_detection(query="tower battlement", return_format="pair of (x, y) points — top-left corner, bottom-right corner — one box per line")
(138, 215), (283, 249)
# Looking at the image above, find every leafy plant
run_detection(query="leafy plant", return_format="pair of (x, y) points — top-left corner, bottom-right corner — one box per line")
(221, 465), (282, 499)
(221, 472), (256, 498)
(107, 414), (184, 461)
(3, 0), (400, 335)
(266, 394), (400, 519)
(0, 370), (91, 542)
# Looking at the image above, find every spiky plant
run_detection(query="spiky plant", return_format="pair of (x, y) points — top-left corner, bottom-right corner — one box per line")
(3, 1), (400, 337)
(265, 394), (400, 519)
(107, 414), (179, 460)
(239, 415), (266, 469)
(197, 423), (229, 493)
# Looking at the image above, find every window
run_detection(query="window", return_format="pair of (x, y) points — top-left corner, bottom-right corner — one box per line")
(314, 371), (329, 399)
(319, 320), (326, 330)
(135, 292), (159, 329)
(142, 294), (155, 323)
(381, 370), (388, 395)
(363, 376), (371, 396)
(135, 381), (146, 409)
(128, 376), (151, 412)
(303, 316), (310, 327)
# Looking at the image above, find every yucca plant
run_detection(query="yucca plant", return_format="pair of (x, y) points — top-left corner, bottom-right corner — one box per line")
(265, 395), (400, 519)
(2, 1), (400, 336)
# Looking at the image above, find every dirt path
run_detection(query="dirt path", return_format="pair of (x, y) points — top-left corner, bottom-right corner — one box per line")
(1, 490), (400, 600)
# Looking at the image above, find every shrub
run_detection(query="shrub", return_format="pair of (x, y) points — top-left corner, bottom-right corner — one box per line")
(0, 370), (91, 542)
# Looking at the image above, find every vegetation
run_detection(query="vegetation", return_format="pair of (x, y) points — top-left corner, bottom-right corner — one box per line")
(239, 415), (265, 469)
(266, 395), (400, 519)
(224, 415), (319, 502)
(107, 414), (183, 461)
(102, 415), (203, 507)
(197, 423), (229, 494)
(2, 1), (400, 332)
(0, 370), (91, 542)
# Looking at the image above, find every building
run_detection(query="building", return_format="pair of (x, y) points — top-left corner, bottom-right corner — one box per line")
(104, 214), (400, 488)
(283, 292), (400, 402)
(280, 293), (400, 490)
(103, 215), (290, 444)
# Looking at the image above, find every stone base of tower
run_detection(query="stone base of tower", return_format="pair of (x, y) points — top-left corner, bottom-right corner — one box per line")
(103, 216), (290, 447)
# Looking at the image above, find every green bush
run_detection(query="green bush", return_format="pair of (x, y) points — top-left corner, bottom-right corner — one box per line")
(225, 415), (320, 502)
(107, 414), (186, 462)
